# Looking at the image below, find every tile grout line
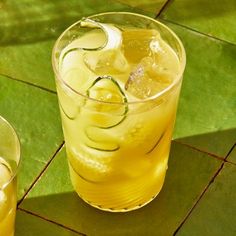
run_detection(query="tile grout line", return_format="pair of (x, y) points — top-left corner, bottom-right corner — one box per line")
(158, 18), (236, 47)
(225, 159), (236, 166)
(17, 142), (65, 206)
(224, 143), (236, 165)
(0, 73), (56, 94)
(117, 0), (236, 47)
(155, 0), (173, 18)
(0, 35), (57, 47)
(173, 161), (225, 235)
(18, 208), (86, 236)
(173, 140), (225, 161)
(173, 143), (235, 235)
(224, 143), (236, 161)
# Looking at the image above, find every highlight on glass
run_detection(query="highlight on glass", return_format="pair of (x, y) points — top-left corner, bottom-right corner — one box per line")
(52, 12), (186, 212)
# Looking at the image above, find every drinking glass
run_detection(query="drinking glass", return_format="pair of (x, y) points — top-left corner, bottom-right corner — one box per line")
(52, 12), (186, 212)
(0, 116), (20, 235)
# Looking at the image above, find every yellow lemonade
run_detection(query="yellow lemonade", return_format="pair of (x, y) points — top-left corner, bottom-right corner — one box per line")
(0, 157), (16, 236)
(54, 15), (184, 211)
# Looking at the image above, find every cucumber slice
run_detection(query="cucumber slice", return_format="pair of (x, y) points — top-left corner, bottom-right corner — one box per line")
(68, 154), (110, 183)
(85, 126), (119, 152)
(86, 143), (120, 152)
(84, 75), (127, 152)
(59, 101), (77, 120)
(86, 75), (128, 128)
(146, 131), (165, 154)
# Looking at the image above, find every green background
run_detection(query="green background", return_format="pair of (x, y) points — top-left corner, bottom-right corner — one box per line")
(0, 0), (235, 235)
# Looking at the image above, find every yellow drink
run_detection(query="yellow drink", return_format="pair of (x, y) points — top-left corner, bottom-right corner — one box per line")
(0, 157), (16, 236)
(53, 12), (185, 212)
(0, 116), (20, 234)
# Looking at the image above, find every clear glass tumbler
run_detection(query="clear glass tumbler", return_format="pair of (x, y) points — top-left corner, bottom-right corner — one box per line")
(0, 116), (20, 235)
(52, 12), (186, 212)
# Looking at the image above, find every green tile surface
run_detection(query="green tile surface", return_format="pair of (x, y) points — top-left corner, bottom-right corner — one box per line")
(16, 210), (79, 236)
(166, 22), (236, 157)
(0, 0), (235, 234)
(0, 0), (153, 91)
(177, 162), (236, 236)
(20, 143), (222, 235)
(0, 40), (56, 91)
(0, 0), (137, 91)
(0, 75), (63, 199)
(116, 0), (167, 15)
(0, 0), (148, 46)
(160, 0), (236, 45)
(227, 145), (236, 164)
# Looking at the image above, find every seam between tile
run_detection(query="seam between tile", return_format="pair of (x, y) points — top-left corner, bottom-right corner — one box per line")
(155, 0), (172, 18)
(173, 140), (225, 161)
(225, 143), (236, 165)
(18, 142), (65, 206)
(18, 208), (86, 236)
(173, 143), (234, 235)
(173, 161), (225, 235)
(0, 73), (56, 94)
(226, 159), (236, 166)
(0, 37), (56, 47)
(225, 143), (236, 160)
(158, 18), (236, 47)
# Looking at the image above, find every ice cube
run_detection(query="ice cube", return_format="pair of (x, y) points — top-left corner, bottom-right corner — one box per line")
(83, 49), (129, 74)
(122, 29), (160, 64)
(150, 35), (181, 78)
(125, 57), (173, 99)
(80, 19), (129, 75)
(150, 38), (164, 54)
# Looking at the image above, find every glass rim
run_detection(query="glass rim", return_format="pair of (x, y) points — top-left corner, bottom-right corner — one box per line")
(52, 11), (186, 105)
(0, 115), (21, 190)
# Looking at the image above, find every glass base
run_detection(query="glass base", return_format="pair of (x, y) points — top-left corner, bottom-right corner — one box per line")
(78, 191), (161, 212)
(69, 160), (167, 212)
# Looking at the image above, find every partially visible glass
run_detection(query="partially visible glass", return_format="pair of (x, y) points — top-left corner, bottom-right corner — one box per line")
(52, 12), (186, 212)
(0, 116), (20, 236)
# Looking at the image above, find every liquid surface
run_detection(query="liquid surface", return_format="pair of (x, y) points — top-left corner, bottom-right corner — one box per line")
(58, 21), (181, 211)
(0, 157), (16, 236)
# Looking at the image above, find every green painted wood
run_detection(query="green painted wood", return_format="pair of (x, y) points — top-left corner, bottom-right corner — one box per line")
(16, 210), (79, 236)
(177, 162), (236, 236)
(20, 143), (221, 235)
(160, 0), (236, 45)
(164, 22), (236, 157)
(0, 75), (63, 199)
